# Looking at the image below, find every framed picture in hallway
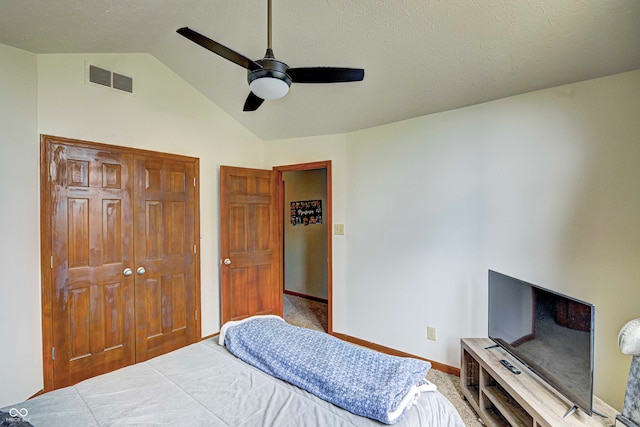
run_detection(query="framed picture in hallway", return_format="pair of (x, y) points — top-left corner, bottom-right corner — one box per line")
(290, 200), (322, 226)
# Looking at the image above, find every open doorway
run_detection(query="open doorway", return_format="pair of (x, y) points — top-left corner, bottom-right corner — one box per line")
(275, 161), (332, 333)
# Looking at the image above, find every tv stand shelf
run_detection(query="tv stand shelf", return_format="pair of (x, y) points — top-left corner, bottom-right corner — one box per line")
(460, 338), (617, 427)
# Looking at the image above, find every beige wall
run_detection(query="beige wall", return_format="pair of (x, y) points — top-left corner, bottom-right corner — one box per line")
(0, 43), (41, 409)
(0, 47), (264, 407)
(283, 169), (328, 299)
(266, 70), (640, 410)
(343, 70), (640, 410)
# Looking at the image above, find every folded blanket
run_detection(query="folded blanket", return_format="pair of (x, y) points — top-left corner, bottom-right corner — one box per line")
(220, 315), (436, 424)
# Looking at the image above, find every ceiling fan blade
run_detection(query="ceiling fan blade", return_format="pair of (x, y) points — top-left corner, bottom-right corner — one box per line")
(243, 92), (265, 112)
(177, 27), (262, 71)
(288, 67), (365, 83)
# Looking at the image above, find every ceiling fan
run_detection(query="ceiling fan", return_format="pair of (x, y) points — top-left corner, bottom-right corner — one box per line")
(177, 0), (365, 112)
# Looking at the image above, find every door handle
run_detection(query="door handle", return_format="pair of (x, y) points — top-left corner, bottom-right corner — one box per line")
(123, 268), (133, 277)
(136, 267), (146, 275)
(223, 258), (231, 266)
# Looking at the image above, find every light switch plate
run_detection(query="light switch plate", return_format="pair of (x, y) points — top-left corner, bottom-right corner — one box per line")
(334, 224), (345, 235)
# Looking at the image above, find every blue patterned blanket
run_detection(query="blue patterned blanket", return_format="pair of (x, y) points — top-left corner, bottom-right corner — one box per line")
(220, 315), (436, 424)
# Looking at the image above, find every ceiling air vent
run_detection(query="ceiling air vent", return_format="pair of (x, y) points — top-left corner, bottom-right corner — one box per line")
(88, 64), (134, 94)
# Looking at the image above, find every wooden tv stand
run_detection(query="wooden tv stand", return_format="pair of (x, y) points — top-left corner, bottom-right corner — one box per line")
(460, 338), (617, 427)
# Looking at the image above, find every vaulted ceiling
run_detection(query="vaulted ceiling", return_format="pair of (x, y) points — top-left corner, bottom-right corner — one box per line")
(1, 0), (639, 140)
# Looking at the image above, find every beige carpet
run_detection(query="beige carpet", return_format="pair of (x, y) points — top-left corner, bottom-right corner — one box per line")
(283, 293), (329, 332)
(283, 294), (482, 426)
(426, 369), (483, 426)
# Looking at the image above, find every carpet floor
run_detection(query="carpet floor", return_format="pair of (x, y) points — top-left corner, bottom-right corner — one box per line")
(283, 293), (329, 332)
(283, 294), (482, 426)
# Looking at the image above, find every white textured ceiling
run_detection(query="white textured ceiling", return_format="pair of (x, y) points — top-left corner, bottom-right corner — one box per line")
(1, 0), (639, 141)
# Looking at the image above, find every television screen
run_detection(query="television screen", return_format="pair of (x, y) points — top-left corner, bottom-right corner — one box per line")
(488, 270), (594, 415)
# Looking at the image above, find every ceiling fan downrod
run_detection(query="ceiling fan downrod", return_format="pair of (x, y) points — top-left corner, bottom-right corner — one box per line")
(248, 0), (291, 100)
(267, 0), (272, 50)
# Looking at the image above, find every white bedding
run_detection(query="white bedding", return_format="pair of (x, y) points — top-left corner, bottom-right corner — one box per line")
(3, 338), (464, 426)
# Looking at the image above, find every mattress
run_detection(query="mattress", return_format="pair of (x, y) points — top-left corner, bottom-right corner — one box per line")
(2, 338), (464, 426)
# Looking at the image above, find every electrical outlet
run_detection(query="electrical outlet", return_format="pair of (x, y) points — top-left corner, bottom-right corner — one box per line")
(427, 326), (437, 341)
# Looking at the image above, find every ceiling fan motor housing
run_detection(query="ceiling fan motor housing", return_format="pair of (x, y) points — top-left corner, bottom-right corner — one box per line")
(247, 49), (292, 100)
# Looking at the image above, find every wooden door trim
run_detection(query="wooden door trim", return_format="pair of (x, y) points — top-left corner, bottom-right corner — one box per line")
(273, 161), (333, 334)
(40, 134), (201, 391)
(193, 159), (201, 342)
(40, 135), (54, 391)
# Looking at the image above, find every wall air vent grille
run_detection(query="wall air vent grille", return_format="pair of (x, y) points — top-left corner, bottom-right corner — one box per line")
(112, 73), (133, 93)
(87, 64), (134, 94)
(89, 65), (111, 87)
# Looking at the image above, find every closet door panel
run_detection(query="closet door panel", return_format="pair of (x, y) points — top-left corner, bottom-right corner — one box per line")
(49, 140), (135, 388)
(133, 156), (197, 362)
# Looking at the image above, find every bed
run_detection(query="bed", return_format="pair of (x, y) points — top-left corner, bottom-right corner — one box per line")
(2, 319), (464, 426)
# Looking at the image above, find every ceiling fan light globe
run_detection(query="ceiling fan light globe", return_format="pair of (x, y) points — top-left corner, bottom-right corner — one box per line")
(250, 76), (290, 100)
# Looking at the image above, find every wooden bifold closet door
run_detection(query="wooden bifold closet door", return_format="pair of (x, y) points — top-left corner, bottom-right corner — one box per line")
(41, 135), (200, 390)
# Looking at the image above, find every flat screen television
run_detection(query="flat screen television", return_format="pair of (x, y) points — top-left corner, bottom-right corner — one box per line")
(488, 270), (595, 416)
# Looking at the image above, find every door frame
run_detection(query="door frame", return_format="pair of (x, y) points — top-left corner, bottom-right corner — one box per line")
(40, 134), (201, 391)
(273, 161), (333, 334)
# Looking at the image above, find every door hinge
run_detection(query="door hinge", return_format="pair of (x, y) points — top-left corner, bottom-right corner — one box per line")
(50, 256), (53, 269)
(51, 347), (55, 360)
(193, 177), (196, 187)
(193, 244), (197, 254)
(195, 310), (198, 321)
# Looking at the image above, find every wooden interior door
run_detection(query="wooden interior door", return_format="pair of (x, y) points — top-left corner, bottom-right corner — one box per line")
(133, 156), (198, 361)
(49, 140), (136, 388)
(220, 166), (282, 323)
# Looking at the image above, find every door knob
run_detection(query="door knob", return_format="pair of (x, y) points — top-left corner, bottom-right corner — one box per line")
(136, 267), (146, 275)
(223, 258), (231, 266)
(123, 268), (133, 277)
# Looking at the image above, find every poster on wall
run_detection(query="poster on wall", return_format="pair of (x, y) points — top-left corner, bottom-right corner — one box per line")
(290, 200), (322, 226)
